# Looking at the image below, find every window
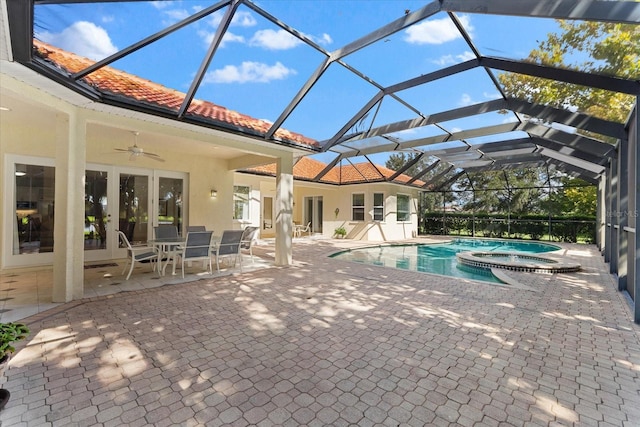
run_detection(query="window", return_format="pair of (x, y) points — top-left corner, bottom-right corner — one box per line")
(397, 194), (410, 222)
(14, 163), (56, 254)
(233, 186), (250, 220)
(373, 193), (384, 221)
(352, 193), (365, 221)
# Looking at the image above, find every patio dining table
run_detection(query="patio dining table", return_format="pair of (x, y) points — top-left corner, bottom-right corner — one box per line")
(148, 236), (185, 276)
(148, 235), (221, 276)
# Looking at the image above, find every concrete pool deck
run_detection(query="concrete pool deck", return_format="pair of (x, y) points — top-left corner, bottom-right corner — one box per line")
(1, 237), (639, 426)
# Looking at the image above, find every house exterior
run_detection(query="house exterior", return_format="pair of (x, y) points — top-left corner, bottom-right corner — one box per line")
(233, 156), (421, 241)
(1, 38), (420, 306)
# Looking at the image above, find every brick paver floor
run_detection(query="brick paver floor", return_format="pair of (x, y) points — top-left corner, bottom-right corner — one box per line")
(1, 239), (639, 426)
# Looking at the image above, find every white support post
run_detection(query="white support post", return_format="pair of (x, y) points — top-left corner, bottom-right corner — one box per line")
(275, 153), (293, 266)
(52, 109), (86, 302)
(596, 174), (606, 253)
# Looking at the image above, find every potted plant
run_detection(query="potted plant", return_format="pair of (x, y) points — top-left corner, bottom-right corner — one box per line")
(334, 226), (347, 239)
(0, 322), (30, 410)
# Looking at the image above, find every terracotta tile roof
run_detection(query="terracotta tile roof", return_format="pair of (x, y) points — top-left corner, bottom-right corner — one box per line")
(245, 157), (424, 186)
(33, 40), (318, 147)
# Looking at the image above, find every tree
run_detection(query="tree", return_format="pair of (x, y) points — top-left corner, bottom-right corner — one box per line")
(460, 169), (546, 214)
(497, 21), (638, 215)
(499, 21), (638, 124)
(548, 177), (597, 216)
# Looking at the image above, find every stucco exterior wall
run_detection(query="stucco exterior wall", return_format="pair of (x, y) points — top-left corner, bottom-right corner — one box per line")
(234, 173), (420, 242)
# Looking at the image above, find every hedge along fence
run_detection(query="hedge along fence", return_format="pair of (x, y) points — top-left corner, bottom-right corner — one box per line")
(420, 213), (596, 243)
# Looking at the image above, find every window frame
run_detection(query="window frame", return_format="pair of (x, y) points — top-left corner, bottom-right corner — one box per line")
(396, 193), (411, 222)
(352, 193), (365, 221)
(373, 192), (385, 222)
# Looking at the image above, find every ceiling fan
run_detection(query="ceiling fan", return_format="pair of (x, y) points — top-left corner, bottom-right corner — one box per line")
(115, 131), (165, 162)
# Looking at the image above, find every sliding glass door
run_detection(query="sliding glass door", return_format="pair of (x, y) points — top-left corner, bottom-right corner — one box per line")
(304, 196), (323, 234)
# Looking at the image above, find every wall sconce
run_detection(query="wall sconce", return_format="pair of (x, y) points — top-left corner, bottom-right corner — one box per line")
(210, 189), (217, 198)
(15, 164), (26, 177)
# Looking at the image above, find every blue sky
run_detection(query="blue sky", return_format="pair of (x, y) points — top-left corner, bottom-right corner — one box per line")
(34, 0), (561, 159)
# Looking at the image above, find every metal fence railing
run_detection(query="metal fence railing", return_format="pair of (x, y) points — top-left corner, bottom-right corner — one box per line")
(420, 215), (596, 243)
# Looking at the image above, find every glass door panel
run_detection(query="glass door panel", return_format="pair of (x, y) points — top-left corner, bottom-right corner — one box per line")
(157, 176), (184, 235)
(119, 172), (150, 246)
(262, 196), (274, 233)
(14, 163), (56, 254)
(304, 196), (323, 234)
(84, 170), (108, 251)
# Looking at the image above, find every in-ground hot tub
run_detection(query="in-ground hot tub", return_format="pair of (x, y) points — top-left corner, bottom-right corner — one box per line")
(456, 251), (581, 274)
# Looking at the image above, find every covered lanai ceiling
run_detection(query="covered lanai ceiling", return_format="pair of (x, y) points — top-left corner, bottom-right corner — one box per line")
(3, 0), (639, 189)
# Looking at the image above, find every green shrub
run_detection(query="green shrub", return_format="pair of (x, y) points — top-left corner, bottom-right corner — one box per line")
(0, 323), (30, 359)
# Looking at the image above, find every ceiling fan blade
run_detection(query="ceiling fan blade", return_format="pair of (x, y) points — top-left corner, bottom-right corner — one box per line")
(143, 153), (165, 162)
(114, 148), (130, 152)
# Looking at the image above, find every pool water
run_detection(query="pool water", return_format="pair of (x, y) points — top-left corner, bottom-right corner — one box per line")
(330, 239), (560, 284)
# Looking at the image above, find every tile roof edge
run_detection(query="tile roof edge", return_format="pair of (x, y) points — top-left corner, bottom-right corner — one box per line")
(31, 39), (319, 149)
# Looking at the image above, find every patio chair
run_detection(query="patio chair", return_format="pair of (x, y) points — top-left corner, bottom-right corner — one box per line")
(295, 222), (311, 238)
(174, 231), (214, 278)
(154, 224), (180, 273)
(211, 229), (244, 272)
(116, 230), (158, 280)
(187, 225), (207, 232)
(240, 226), (259, 262)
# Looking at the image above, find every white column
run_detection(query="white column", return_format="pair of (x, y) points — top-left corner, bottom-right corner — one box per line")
(275, 153), (293, 266)
(52, 109), (86, 302)
(596, 174), (606, 253)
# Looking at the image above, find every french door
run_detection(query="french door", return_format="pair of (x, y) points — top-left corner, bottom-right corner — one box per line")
(3, 156), (187, 267)
(84, 165), (186, 262)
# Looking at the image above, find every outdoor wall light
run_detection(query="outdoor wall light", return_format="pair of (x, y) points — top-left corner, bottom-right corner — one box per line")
(15, 164), (26, 177)
(210, 189), (217, 198)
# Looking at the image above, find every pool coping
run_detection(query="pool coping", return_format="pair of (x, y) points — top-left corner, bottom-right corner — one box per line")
(456, 251), (582, 274)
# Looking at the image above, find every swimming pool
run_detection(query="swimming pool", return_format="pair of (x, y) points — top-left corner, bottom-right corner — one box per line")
(330, 238), (561, 284)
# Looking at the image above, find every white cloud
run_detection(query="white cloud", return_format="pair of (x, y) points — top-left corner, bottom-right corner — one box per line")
(250, 29), (301, 50)
(163, 8), (190, 22)
(37, 21), (117, 61)
(432, 51), (475, 66)
(404, 15), (472, 45)
(204, 61), (296, 84)
(319, 33), (333, 45)
(459, 93), (475, 106)
(233, 11), (257, 27)
(433, 54), (456, 66)
(101, 15), (114, 24)
(198, 30), (245, 48)
(207, 10), (257, 28)
(302, 32), (333, 46)
(150, 1), (174, 9)
(457, 50), (475, 61)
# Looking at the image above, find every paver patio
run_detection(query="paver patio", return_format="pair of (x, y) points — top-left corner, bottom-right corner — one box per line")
(1, 238), (639, 426)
